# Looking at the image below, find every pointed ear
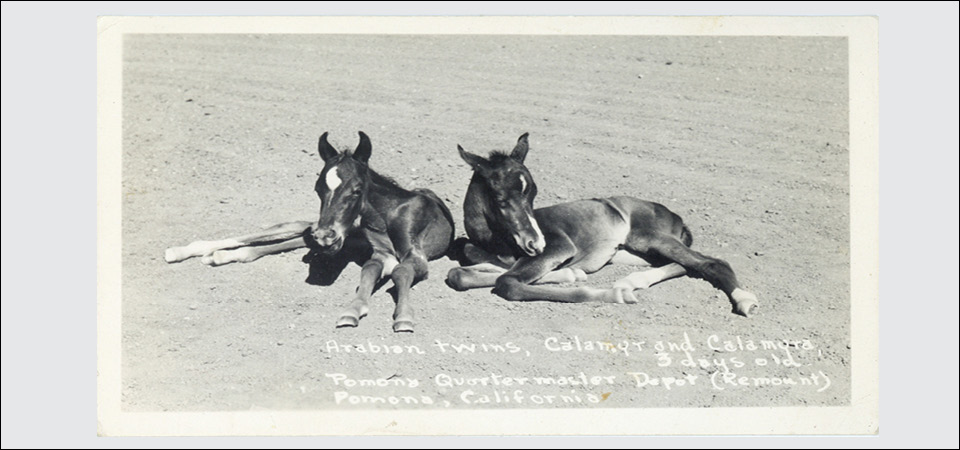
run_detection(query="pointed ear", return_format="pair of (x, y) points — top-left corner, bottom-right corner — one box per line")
(510, 132), (530, 162)
(458, 144), (489, 174)
(318, 132), (339, 162)
(352, 131), (372, 164)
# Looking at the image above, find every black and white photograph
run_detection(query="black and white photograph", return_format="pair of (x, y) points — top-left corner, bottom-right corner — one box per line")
(94, 14), (886, 436)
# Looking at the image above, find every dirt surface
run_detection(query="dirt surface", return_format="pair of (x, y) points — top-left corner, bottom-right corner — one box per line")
(121, 35), (849, 411)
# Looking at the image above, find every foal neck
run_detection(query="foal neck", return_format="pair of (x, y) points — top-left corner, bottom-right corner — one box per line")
(360, 168), (414, 223)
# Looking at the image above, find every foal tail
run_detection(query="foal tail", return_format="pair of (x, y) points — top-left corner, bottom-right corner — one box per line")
(680, 224), (694, 247)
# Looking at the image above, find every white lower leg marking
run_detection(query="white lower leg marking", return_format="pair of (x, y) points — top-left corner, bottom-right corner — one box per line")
(184, 239), (243, 257)
(220, 247), (251, 263)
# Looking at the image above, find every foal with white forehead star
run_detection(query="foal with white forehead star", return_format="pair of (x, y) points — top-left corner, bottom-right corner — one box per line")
(165, 132), (455, 332)
(447, 133), (758, 316)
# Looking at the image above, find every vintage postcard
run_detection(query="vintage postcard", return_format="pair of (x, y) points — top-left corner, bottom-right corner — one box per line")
(97, 16), (879, 436)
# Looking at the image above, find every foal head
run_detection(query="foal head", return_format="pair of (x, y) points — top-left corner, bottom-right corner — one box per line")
(311, 131), (372, 253)
(458, 133), (546, 256)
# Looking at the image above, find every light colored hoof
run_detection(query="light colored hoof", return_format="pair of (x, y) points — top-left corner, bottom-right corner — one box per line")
(603, 287), (638, 304)
(733, 301), (758, 317)
(731, 289), (759, 317)
(164, 247), (186, 263)
(572, 268), (588, 282)
(336, 315), (360, 328)
(202, 249), (246, 266)
(336, 304), (368, 328)
(631, 274), (656, 290)
(617, 287), (639, 304)
(200, 252), (232, 266)
(393, 320), (415, 333)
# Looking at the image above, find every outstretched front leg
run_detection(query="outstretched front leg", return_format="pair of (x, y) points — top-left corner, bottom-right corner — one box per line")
(164, 221), (313, 263)
(448, 241), (587, 290)
(336, 253), (397, 328)
(447, 263), (587, 291)
(389, 249), (430, 333)
(490, 235), (636, 304)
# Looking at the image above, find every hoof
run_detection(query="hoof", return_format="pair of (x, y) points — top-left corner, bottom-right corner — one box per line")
(616, 287), (639, 304)
(336, 315), (360, 328)
(445, 268), (467, 291)
(603, 287), (638, 304)
(202, 249), (248, 266)
(730, 288), (759, 317)
(733, 301), (759, 317)
(164, 248), (184, 263)
(572, 268), (588, 282)
(463, 244), (486, 265)
(393, 320), (414, 333)
(336, 303), (368, 328)
(200, 253), (232, 266)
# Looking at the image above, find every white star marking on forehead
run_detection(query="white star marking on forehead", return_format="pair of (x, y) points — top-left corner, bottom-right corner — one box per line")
(326, 166), (342, 191)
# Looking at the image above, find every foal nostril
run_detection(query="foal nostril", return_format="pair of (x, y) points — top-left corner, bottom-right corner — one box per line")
(524, 238), (544, 255)
(312, 228), (338, 245)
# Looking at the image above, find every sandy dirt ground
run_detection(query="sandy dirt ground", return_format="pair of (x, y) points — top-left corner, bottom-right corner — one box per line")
(120, 35), (849, 411)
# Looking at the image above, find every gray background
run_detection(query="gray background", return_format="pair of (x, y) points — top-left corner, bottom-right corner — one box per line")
(2, 1), (958, 448)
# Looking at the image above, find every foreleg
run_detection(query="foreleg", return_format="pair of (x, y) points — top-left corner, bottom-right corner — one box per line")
(390, 250), (430, 333)
(462, 242), (515, 268)
(336, 254), (395, 328)
(489, 236), (634, 304)
(447, 262), (587, 291)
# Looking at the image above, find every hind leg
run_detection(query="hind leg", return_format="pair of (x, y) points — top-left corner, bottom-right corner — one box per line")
(614, 263), (688, 291)
(165, 220), (313, 263)
(639, 236), (757, 316)
(201, 235), (310, 266)
(609, 249), (653, 266)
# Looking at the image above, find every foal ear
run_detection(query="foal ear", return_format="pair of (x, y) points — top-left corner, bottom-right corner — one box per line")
(458, 145), (489, 173)
(318, 132), (339, 162)
(510, 132), (530, 162)
(352, 131), (372, 164)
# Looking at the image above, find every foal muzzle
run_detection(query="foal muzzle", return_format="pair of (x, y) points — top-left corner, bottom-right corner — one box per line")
(312, 228), (344, 253)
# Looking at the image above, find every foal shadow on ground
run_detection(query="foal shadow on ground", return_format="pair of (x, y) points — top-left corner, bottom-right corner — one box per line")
(302, 238), (373, 287)
(302, 236), (458, 308)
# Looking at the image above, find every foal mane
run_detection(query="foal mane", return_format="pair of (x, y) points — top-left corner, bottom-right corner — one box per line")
(485, 151), (515, 166)
(367, 164), (412, 196)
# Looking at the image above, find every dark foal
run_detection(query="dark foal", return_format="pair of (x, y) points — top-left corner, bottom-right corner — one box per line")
(446, 133), (758, 316)
(165, 132), (455, 332)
